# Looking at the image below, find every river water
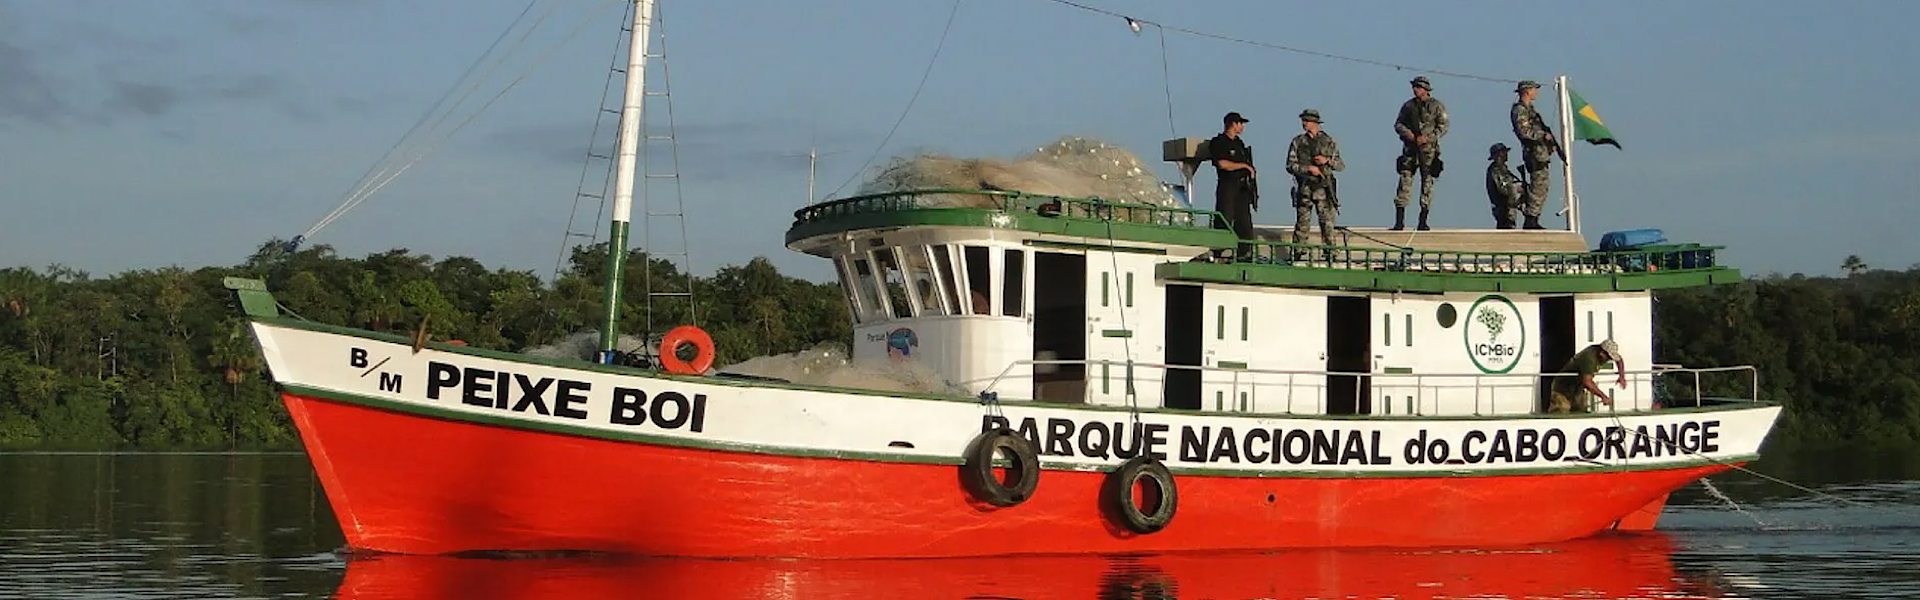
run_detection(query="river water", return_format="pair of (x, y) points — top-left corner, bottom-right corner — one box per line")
(0, 445), (1915, 599)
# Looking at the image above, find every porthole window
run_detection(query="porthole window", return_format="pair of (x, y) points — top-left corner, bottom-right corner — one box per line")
(1437, 303), (1458, 328)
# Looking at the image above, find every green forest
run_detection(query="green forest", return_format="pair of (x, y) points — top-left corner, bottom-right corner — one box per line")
(1, 243), (1915, 448)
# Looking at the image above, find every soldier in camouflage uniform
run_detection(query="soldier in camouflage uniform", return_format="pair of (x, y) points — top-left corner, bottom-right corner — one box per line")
(1509, 80), (1556, 229)
(1485, 143), (1523, 229)
(1286, 109), (1343, 253)
(1393, 76), (1449, 230)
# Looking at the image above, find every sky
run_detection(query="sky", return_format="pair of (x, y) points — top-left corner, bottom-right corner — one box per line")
(3, 0), (1916, 283)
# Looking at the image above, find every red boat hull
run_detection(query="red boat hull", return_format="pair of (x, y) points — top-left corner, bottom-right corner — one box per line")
(286, 392), (1724, 558)
(332, 534), (1731, 600)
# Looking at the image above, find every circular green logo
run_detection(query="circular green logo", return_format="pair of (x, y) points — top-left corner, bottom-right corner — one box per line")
(1463, 295), (1525, 374)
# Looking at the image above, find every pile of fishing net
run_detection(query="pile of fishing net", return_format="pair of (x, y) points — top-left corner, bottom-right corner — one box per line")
(717, 341), (973, 397)
(853, 136), (1182, 215)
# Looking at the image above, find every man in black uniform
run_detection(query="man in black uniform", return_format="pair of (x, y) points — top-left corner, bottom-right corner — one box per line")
(1209, 112), (1257, 260)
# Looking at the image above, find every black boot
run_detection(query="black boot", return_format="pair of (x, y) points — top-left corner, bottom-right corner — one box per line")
(1392, 207), (1406, 230)
(1523, 215), (1544, 230)
(1417, 208), (1431, 231)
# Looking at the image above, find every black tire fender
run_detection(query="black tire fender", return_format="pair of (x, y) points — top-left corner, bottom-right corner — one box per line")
(1105, 455), (1178, 533)
(960, 428), (1040, 507)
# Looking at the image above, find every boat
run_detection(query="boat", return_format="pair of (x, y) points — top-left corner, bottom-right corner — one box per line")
(227, 0), (1781, 558)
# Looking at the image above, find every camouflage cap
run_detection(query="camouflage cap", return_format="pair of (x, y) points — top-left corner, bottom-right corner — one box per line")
(1298, 109), (1322, 123)
(1410, 76), (1432, 90)
(1600, 338), (1621, 363)
(1515, 80), (1541, 92)
(1489, 142), (1510, 158)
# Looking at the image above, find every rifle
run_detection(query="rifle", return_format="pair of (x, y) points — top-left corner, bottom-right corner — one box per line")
(1532, 111), (1566, 162)
(1245, 146), (1259, 210)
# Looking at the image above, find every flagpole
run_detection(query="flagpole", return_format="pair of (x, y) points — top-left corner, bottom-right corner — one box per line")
(1555, 74), (1578, 234)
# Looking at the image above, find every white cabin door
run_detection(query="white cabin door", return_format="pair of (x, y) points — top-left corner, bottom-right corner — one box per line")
(1374, 304), (1418, 415)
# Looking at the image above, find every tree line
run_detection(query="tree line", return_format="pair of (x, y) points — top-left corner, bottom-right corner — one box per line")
(1, 243), (1914, 447)
(0, 240), (850, 448)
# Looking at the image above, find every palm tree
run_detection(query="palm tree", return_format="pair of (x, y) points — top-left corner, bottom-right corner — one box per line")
(1842, 255), (1868, 277)
(207, 318), (262, 444)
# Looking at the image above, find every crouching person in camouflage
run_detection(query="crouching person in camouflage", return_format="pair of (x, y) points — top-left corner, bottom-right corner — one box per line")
(1549, 339), (1626, 413)
(1286, 109), (1343, 259)
(1485, 143), (1523, 229)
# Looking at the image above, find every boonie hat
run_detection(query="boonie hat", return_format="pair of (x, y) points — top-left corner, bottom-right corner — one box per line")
(1298, 109), (1321, 123)
(1411, 76), (1432, 90)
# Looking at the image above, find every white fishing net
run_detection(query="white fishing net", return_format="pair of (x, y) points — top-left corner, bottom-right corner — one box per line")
(716, 341), (972, 397)
(853, 136), (1182, 212)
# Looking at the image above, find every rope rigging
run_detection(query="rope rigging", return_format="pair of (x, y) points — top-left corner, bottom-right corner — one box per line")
(819, 0), (966, 202)
(1031, 0), (1522, 84)
(290, 0), (627, 250)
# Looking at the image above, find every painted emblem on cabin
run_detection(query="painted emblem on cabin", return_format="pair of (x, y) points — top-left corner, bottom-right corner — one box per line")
(1464, 295), (1525, 374)
(886, 327), (918, 360)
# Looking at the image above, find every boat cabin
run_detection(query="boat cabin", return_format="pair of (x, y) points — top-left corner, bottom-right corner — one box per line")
(785, 153), (1738, 418)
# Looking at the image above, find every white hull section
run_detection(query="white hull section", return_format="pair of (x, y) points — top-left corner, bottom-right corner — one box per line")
(254, 321), (1780, 475)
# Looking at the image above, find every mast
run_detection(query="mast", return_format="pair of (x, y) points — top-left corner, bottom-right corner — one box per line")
(598, 0), (655, 364)
(1555, 74), (1579, 234)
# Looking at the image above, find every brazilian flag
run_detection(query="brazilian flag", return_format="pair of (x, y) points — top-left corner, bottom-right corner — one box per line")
(1569, 88), (1621, 149)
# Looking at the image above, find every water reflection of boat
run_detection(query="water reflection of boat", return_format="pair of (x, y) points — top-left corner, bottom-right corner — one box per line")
(330, 533), (1729, 600)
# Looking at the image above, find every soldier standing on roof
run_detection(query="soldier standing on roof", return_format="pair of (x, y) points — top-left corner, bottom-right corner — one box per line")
(1209, 112), (1257, 260)
(1286, 109), (1343, 253)
(1485, 143), (1523, 229)
(1510, 80), (1555, 230)
(1393, 76), (1448, 231)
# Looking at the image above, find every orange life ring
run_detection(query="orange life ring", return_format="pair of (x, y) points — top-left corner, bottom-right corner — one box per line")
(659, 325), (715, 375)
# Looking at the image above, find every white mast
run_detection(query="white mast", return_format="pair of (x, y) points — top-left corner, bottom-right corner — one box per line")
(1555, 74), (1579, 234)
(597, 0), (655, 362)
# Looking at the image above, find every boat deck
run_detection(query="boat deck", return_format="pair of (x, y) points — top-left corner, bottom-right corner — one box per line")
(1251, 226), (1592, 254)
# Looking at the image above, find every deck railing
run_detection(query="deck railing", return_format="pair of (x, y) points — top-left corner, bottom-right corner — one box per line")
(1234, 239), (1722, 275)
(973, 359), (1759, 417)
(794, 189), (1724, 276)
(792, 189), (1224, 230)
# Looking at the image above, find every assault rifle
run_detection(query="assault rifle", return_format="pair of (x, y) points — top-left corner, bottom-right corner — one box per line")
(1532, 111), (1566, 162)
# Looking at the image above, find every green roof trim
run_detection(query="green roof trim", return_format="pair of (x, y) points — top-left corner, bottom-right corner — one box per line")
(785, 190), (1741, 293)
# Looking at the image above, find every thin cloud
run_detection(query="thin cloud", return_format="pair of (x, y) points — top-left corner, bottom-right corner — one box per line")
(0, 39), (67, 123)
(105, 81), (180, 117)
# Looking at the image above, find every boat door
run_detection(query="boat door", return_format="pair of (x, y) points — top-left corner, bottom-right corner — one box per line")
(1539, 296), (1577, 412)
(1326, 295), (1371, 414)
(1373, 300), (1419, 415)
(1032, 251), (1086, 402)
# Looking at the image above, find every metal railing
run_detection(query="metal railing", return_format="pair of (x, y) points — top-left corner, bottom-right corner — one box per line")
(1234, 239), (1723, 275)
(974, 358), (1760, 417)
(793, 189), (1724, 276)
(792, 189), (1224, 231)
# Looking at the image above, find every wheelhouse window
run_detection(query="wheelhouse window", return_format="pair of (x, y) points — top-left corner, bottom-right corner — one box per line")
(873, 248), (912, 319)
(932, 245), (964, 315)
(1003, 249), (1026, 318)
(834, 257), (864, 324)
(964, 245), (993, 316)
(850, 257), (888, 322)
(902, 246), (946, 316)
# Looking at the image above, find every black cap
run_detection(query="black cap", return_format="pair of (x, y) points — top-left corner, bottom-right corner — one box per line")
(1223, 112), (1249, 125)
